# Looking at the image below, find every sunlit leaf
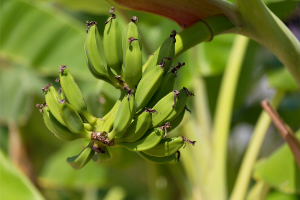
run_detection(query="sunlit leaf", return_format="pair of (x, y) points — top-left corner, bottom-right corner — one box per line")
(253, 130), (300, 194)
(0, 150), (45, 200)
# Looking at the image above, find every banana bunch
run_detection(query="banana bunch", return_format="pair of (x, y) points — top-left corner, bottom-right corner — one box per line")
(38, 7), (196, 169)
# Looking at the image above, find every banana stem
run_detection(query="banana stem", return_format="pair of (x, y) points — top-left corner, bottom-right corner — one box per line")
(229, 90), (284, 200)
(175, 14), (235, 58)
(212, 35), (249, 200)
(84, 123), (94, 131)
(81, 110), (97, 125)
(233, 0), (300, 89)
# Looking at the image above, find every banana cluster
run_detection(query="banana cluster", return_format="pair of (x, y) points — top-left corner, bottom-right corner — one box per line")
(38, 7), (196, 170)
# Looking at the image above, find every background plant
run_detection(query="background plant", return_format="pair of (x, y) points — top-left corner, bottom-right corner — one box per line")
(0, 0), (299, 199)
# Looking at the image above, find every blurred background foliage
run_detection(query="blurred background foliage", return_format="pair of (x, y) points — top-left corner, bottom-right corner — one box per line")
(0, 0), (299, 199)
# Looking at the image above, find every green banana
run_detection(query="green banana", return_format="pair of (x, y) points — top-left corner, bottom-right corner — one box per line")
(102, 90), (126, 121)
(124, 38), (142, 90)
(107, 93), (136, 140)
(44, 84), (66, 126)
(85, 22), (120, 88)
(142, 136), (184, 157)
(59, 65), (96, 125)
(142, 53), (155, 72)
(40, 104), (84, 141)
(92, 146), (111, 163)
(101, 108), (118, 133)
(93, 90), (126, 133)
(114, 128), (164, 151)
(113, 108), (154, 143)
(58, 99), (92, 139)
(149, 90), (180, 129)
(103, 7), (123, 75)
(167, 108), (185, 133)
(137, 151), (178, 164)
(145, 62), (185, 108)
(162, 87), (194, 124)
(146, 73), (175, 108)
(135, 59), (169, 110)
(143, 25), (185, 75)
(123, 16), (142, 61)
(67, 142), (95, 170)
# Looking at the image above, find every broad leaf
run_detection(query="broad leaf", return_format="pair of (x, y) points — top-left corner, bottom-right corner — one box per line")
(0, 0), (91, 78)
(0, 150), (45, 200)
(0, 64), (47, 125)
(253, 130), (300, 194)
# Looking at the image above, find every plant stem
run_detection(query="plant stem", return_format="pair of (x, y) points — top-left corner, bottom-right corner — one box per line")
(233, 0), (300, 89)
(212, 35), (249, 200)
(229, 90), (284, 200)
(245, 181), (270, 200)
(175, 14), (235, 58)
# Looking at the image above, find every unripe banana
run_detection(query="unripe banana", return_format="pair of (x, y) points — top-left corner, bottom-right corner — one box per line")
(137, 151), (178, 164)
(149, 90), (180, 129)
(107, 93), (136, 140)
(59, 66), (96, 125)
(102, 90), (126, 121)
(162, 87), (194, 125)
(93, 90), (126, 132)
(114, 128), (164, 151)
(113, 108), (154, 143)
(58, 99), (92, 139)
(143, 25), (185, 75)
(67, 142), (95, 170)
(124, 38), (142, 90)
(135, 60), (169, 110)
(167, 108), (185, 133)
(143, 136), (184, 157)
(123, 16), (142, 61)
(143, 37), (175, 75)
(85, 22), (120, 88)
(92, 146), (111, 163)
(145, 62), (185, 109)
(40, 104), (84, 141)
(146, 72), (176, 109)
(56, 78), (68, 101)
(44, 84), (66, 126)
(103, 7), (123, 75)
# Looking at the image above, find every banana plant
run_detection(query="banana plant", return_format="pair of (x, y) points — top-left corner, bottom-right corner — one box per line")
(1, 0), (300, 199)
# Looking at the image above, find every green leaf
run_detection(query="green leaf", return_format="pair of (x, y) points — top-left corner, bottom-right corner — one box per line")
(32, 0), (112, 15)
(253, 130), (300, 194)
(39, 139), (108, 189)
(0, 150), (45, 200)
(267, 67), (299, 92)
(0, 0), (91, 79)
(0, 64), (47, 125)
(265, 191), (300, 200)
